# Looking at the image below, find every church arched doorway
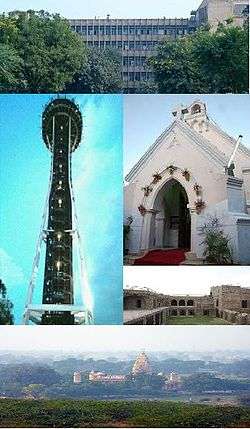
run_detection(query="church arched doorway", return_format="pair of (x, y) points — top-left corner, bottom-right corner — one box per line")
(151, 179), (191, 250)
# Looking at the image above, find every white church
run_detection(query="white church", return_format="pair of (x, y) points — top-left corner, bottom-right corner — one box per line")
(124, 100), (250, 265)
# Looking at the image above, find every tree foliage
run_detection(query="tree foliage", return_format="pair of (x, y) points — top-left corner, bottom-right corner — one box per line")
(200, 217), (233, 264)
(0, 398), (249, 428)
(149, 24), (249, 93)
(0, 10), (86, 92)
(0, 280), (14, 325)
(67, 47), (122, 93)
(0, 43), (23, 90)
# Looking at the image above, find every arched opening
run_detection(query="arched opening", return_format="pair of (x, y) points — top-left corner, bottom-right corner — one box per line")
(152, 179), (191, 250)
(179, 299), (186, 306)
(171, 299), (177, 306)
(187, 300), (194, 306)
(123, 296), (144, 310)
(171, 309), (177, 316)
(180, 309), (186, 316)
(188, 309), (194, 316)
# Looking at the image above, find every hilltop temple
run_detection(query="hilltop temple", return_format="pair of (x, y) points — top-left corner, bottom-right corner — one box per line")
(132, 352), (152, 376)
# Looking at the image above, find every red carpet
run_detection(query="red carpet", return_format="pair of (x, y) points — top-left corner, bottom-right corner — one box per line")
(134, 249), (186, 265)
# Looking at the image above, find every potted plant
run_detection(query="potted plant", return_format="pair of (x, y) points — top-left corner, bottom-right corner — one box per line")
(182, 169), (190, 181)
(193, 183), (202, 196)
(195, 199), (206, 214)
(138, 205), (146, 216)
(200, 216), (233, 264)
(167, 165), (177, 175)
(141, 186), (153, 197)
(152, 172), (162, 184)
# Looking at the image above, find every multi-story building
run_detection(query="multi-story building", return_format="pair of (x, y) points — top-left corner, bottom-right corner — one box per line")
(69, 0), (248, 93)
(69, 16), (197, 93)
(196, 0), (249, 28)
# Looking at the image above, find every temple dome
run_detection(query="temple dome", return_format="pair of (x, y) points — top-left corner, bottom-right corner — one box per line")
(132, 352), (151, 375)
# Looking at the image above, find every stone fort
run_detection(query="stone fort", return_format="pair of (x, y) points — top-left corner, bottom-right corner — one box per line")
(124, 285), (250, 325)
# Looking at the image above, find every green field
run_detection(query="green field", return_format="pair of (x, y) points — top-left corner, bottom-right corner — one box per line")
(166, 316), (231, 325)
(0, 399), (249, 428)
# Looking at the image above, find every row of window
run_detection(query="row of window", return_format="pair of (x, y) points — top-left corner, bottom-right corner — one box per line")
(233, 4), (249, 16)
(85, 40), (162, 50)
(123, 56), (147, 67)
(122, 72), (153, 82)
(72, 25), (193, 36)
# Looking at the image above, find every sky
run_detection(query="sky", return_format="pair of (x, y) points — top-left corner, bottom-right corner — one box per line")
(124, 94), (250, 177)
(0, 325), (249, 353)
(124, 266), (250, 296)
(0, 94), (123, 325)
(0, 0), (202, 19)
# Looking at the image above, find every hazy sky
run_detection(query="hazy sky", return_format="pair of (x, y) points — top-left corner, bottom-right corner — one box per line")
(0, 95), (122, 325)
(0, 0), (202, 19)
(124, 266), (250, 296)
(0, 325), (249, 352)
(124, 95), (250, 177)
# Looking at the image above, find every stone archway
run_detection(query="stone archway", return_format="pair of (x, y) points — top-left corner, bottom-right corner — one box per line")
(148, 178), (191, 250)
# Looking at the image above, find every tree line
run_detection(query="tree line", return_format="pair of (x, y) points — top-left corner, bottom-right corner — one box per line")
(0, 10), (122, 93)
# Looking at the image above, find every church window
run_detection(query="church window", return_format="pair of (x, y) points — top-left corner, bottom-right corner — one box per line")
(187, 300), (194, 306)
(171, 299), (177, 306)
(180, 309), (186, 316)
(171, 309), (177, 316)
(179, 299), (185, 306)
(234, 4), (249, 16)
(242, 300), (248, 308)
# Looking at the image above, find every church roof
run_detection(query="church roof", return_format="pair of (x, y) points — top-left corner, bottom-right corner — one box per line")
(125, 118), (250, 183)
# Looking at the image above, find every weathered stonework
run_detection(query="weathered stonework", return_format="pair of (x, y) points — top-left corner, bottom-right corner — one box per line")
(124, 285), (250, 325)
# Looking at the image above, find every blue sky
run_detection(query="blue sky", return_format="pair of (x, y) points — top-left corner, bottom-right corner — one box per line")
(124, 94), (250, 176)
(0, 0), (201, 18)
(0, 94), (123, 325)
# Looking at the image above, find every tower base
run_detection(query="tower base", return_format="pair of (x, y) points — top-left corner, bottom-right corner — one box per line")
(23, 304), (92, 325)
(41, 312), (75, 325)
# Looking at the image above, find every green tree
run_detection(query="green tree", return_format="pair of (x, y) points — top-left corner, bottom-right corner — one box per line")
(0, 279), (14, 325)
(149, 24), (249, 93)
(22, 384), (44, 399)
(0, 10), (86, 92)
(0, 43), (23, 90)
(67, 47), (122, 93)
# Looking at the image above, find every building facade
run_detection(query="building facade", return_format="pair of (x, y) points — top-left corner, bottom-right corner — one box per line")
(196, 0), (249, 28)
(123, 285), (250, 325)
(69, 0), (248, 93)
(124, 100), (250, 265)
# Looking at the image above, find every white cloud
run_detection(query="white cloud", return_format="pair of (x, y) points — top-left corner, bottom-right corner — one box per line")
(0, 248), (25, 287)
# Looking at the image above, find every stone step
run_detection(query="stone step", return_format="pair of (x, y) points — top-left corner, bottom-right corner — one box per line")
(181, 252), (205, 265)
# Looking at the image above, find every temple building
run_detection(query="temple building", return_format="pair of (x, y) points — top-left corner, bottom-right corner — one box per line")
(124, 285), (250, 325)
(132, 351), (152, 376)
(124, 100), (250, 265)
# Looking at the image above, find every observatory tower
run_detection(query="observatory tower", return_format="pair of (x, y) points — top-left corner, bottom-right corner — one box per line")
(23, 98), (91, 325)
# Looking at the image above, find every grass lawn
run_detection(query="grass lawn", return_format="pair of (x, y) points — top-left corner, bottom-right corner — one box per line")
(166, 316), (231, 325)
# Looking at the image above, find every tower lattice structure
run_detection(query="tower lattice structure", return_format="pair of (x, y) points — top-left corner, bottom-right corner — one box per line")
(23, 98), (92, 325)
